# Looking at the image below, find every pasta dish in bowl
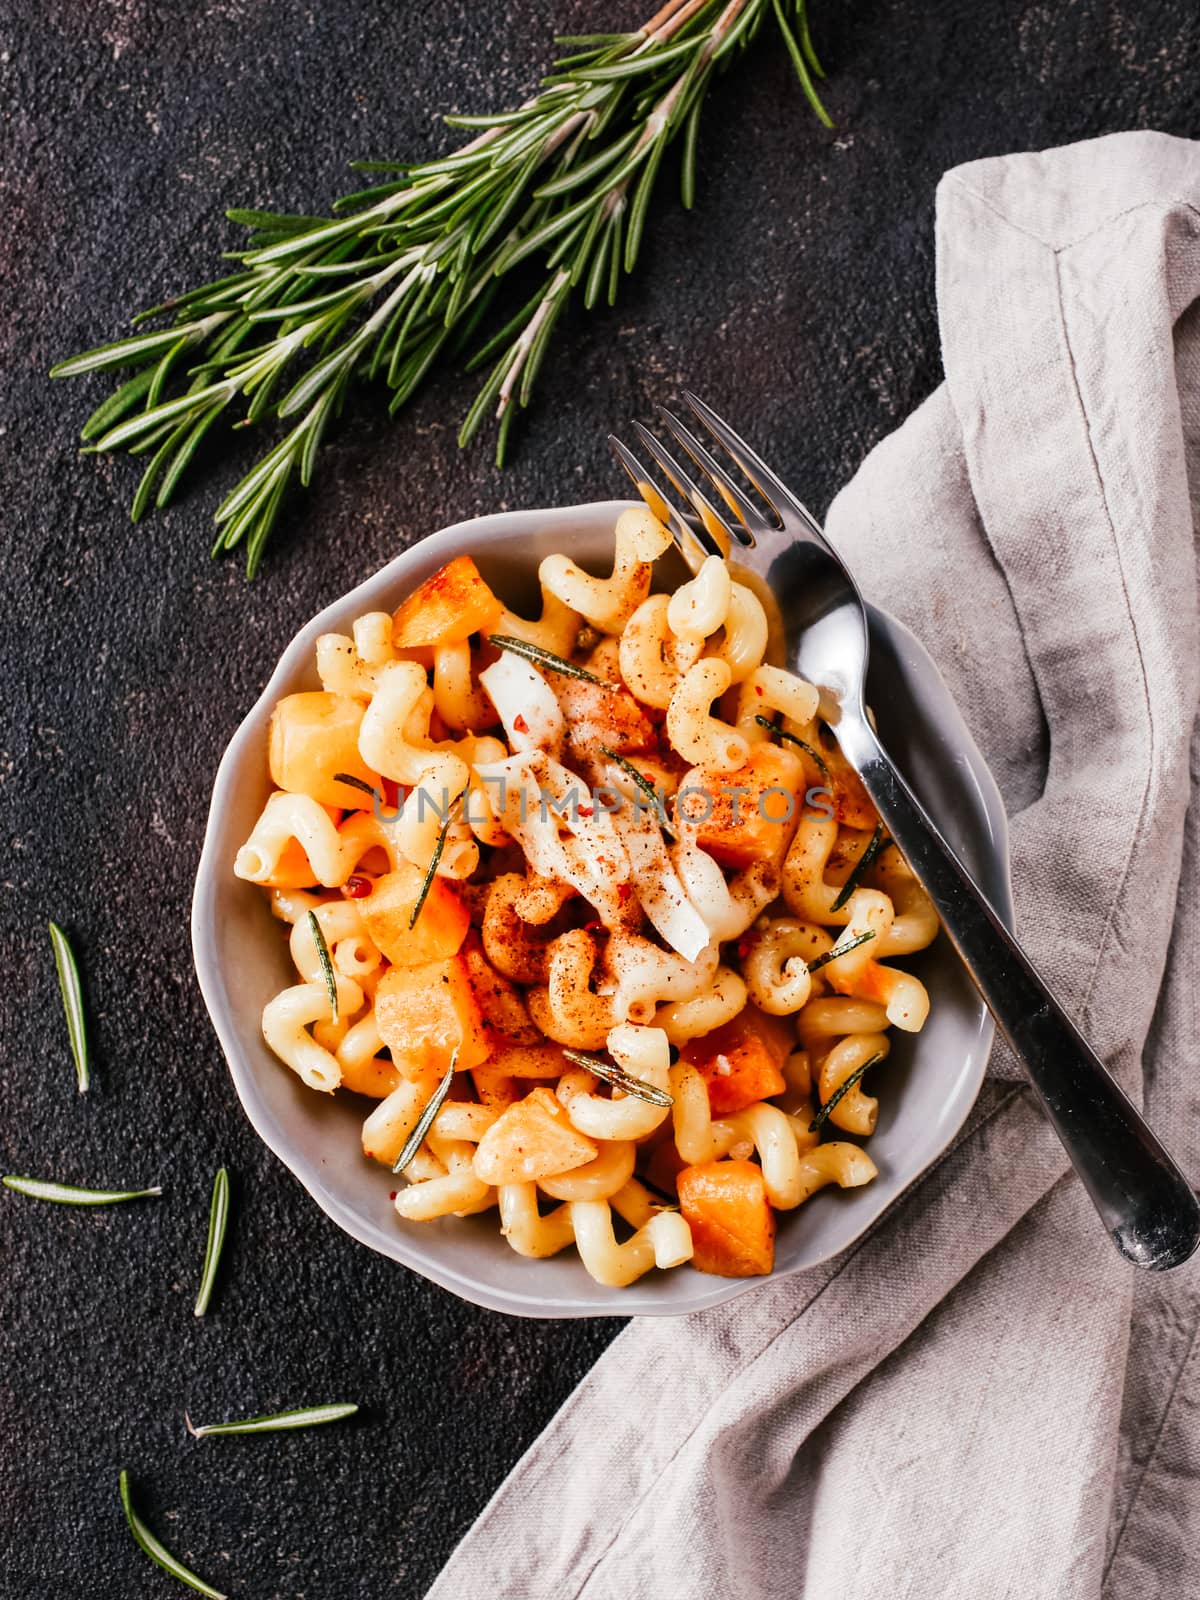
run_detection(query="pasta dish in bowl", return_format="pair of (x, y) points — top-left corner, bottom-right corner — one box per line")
(193, 501), (1010, 1316)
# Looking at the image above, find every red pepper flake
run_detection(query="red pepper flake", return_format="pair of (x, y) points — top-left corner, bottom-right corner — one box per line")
(754, 685), (764, 696)
(577, 805), (593, 818)
(616, 883), (633, 903)
(736, 939), (752, 960)
(513, 714), (529, 735)
(584, 919), (605, 934)
(389, 1191), (397, 1200)
(342, 875), (372, 899)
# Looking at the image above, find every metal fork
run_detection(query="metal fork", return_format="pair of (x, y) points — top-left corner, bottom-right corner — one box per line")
(611, 393), (1200, 1271)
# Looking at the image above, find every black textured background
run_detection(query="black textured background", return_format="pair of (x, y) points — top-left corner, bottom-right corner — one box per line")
(3, 3), (1198, 1596)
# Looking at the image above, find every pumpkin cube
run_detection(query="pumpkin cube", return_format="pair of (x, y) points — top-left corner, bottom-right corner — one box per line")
(392, 556), (503, 649)
(269, 692), (382, 810)
(358, 865), (470, 967)
(472, 1087), (598, 1185)
(678, 743), (803, 868)
(685, 1007), (789, 1116)
(677, 1159), (775, 1277)
(554, 677), (656, 761)
(375, 956), (490, 1076)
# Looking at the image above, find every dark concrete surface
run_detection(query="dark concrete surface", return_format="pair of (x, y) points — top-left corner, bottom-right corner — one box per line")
(2, 2), (1198, 1595)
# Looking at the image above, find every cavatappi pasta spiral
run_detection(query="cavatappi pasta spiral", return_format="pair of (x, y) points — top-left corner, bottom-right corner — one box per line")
(236, 518), (938, 1284)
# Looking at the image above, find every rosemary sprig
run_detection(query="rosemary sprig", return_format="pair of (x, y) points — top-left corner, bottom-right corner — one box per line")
(52, 2), (832, 574)
(830, 822), (885, 912)
(193, 1166), (231, 1318)
(393, 1052), (458, 1174)
(754, 714), (828, 775)
(562, 1047), (674, 1108)
(491, 634), (604, 684)
(599, 744), (675, 836)
(408, 814), (453, 929)
(48, 921), (89, 1093)
(185, 1402), (358, 1439)
(307, 910), (339, 1022)
(119, 1471), (228, 1600)
(3, 1176), (161, 1205)
(808, 1052), (883, 1132)
(805, 929), (874, 975)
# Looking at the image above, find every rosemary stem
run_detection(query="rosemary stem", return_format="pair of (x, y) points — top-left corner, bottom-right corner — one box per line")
(497, 269), (569, 414)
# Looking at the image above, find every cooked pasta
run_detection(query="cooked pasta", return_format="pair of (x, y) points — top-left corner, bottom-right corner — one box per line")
(238, 520), (939, 1284)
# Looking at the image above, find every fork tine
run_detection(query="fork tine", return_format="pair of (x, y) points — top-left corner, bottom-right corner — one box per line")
(608, 433), (723, 562)
(682, 390), (826, 542)
(629, 421), (745, 554)
(656, 404), (764, 541)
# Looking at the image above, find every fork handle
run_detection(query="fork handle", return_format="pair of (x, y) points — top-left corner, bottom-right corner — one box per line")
(838, 717), (1200, 1270)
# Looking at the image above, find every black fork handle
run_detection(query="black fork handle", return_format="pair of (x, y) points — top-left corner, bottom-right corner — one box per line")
(839, 715), (1200, 1271)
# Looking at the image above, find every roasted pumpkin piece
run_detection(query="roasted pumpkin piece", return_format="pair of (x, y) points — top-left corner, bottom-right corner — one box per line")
(269, 692), (381, 810)
(685, 1007), (789, 1116)
(392, 555), (503, 648)
(358, 865), (470, 967)
(554, 676), (656, 759)
(678, 743), (803, 868)
(472, 1087), (598, 1185)
(375, 956), (490, 1076)
(677, 1159), (775, 1277)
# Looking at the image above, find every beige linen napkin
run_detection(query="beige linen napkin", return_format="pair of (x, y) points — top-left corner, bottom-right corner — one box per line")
(426, 131), (1200, 1600)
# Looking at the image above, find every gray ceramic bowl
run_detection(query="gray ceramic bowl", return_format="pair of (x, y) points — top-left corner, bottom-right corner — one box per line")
(192, 500), (1012, 1318)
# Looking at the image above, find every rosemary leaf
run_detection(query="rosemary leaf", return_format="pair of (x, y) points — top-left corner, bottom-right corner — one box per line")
(333, 771), (383, 801)
(408, 816), (453, 931)
(830, 822), (886, 912)
(3, 1176), (161, 1205)
(119, 1470), (228, 1600)
(561, 1048), (674, 1108)
(805, 930), (875, 975)
(754, 714), (829, 775)
(598, 745), (675, 837)
(393, 1053), (458, 1174)
(193, 1167), (231, 1318)
(307, 910), (339, 1023)
(808, 1052), (884, 1132)
(185, 1402), (358, 1439)
(48, 921), (89, 1093)
(490, 633), (604, 683)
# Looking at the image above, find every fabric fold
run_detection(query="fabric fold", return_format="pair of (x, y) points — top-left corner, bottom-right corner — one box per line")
(426, 132), (1200, 1600)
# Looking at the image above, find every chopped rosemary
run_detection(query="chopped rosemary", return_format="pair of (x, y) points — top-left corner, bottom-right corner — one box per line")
(307, 910), (339, 1022)
(3, 1176), (161, 1205)
(193, 1167), (231, 1319)
(119, 1470), (228, 1600)
(332, 771), (382, 802)
(393, 1051), (458, 1174)
(754, 714), (828, 775)
(805, 930), (875, 975)
(562, 1048), (674, 1108)
(490, 634), (604, 684)
(185, 1402), (358, 1439)
(830, 822), (886, 912)
(49, 921), (89, 1093)
(408, 815), (453, 929)
(808, 1052), (884, 1132)
(599, 745), (675, 837)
